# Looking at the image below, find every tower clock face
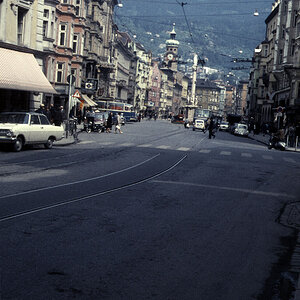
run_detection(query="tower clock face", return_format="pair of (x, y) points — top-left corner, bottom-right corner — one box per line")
(167, 53), (174, 60)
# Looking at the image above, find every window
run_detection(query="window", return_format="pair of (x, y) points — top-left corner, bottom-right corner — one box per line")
(17, 7), (27, 45)
(264, 45), (268, 57)
(59, 24), (67, 46)
(72, 34), (79, 53)
(31, 115), (40, 125)
(43, 9), (49, 18)
(56, 62), (64, 83)
(40, 115), (50, 125)
(279, 49), (283, 64)
(75, 0), (80, 16)
(291, 39), (295, 56)
(43, 21), (48, 38)
(297, 23), (300, 38)
(281, 26), (285, 39)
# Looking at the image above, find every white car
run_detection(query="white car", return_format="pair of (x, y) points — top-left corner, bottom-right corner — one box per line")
(219, 121), (229, 131)
(234, 123), (249, 137)
(193, 119), (206, 132)
(0, 112), (64, 151)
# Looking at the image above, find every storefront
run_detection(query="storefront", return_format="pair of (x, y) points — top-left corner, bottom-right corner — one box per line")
(0, 48), (56, 112)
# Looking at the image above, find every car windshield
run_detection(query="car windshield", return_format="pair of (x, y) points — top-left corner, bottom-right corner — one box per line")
(221, 122), (228, 125)
(0, 113), (29, 124)
(239, 124), (247, 129)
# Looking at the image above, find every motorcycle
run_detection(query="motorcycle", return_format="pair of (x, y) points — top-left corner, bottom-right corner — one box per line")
(268, 135), (286, 151)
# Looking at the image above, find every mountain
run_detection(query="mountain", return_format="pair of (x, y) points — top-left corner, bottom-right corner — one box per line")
(116, 0), (274, 78)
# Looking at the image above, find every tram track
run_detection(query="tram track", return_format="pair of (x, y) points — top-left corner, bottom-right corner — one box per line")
(0, 154), (187, 223)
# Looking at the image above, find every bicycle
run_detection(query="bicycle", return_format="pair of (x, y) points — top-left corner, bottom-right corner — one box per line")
(65, 117), (79, 143)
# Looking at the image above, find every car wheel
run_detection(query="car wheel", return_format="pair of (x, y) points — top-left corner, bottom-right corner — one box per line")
(44, 138), (54, 149)
(13, 137), (23, 152)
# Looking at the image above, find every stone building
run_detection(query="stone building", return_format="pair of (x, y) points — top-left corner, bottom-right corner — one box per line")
(248, 0), (300, 127)
(0, 0), (56, 112)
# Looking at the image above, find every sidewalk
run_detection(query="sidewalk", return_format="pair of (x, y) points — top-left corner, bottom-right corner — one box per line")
(248, 133), (300, 153)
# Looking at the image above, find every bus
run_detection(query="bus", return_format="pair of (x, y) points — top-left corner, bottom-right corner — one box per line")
(193, 109), (212, 121)
(96, 101), (137, 122)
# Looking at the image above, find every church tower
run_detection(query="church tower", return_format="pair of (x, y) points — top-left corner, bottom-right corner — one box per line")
(164, 23), (179, 71)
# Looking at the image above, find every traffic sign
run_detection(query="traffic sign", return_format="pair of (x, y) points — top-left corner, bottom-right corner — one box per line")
(67, 74), (76, 85)
(73, 90), (81, 98)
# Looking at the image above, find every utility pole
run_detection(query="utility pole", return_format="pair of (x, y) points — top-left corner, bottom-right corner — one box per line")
(191, 53), (198, 106)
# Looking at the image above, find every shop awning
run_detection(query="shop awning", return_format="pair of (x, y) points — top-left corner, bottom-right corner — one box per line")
(0, 48), (57, 94)
(82, 94), (97, 107)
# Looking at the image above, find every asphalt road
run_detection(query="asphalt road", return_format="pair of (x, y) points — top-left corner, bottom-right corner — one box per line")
(0, 120), (299, 300)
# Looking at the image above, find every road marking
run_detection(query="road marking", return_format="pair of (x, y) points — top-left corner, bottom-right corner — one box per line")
(241, 153), (252, 158)
(150, 180), (296, 199)
(220, 151), (231, 156)
(262, 155), (273, 160)
(79, 141), (95, 145)
(119, 143), (134, 147)
(283, 157), (296, 163)
(199, 149), (211, 154)
(156, 145), (171, 149)
(177, 147), (191, 151)
(137, 144), (152, 148)
(100, 142), (114, 145)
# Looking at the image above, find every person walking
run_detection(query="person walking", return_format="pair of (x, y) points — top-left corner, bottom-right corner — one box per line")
(208, 118), (215, 139)
(115, 112), (123, 134)
(106, 112), (113, 133)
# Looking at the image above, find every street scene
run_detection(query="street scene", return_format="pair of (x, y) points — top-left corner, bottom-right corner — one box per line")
(0, 121), (300, 300)
(1, 0), (300, 299)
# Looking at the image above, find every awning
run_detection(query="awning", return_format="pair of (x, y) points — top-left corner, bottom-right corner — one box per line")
(82, 94), (97, 107)
(0, 48), (57, 94)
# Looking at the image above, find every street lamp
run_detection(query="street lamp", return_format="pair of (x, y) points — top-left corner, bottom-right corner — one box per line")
(117, 0), (123, 8)
(253, 9), (259, 16)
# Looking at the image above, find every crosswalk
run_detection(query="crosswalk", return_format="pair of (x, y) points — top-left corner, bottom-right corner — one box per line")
(80, 141), (298, 163)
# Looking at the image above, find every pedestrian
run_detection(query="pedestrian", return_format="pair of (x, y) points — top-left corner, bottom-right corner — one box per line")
(115, 112), (123, 134)
(208, 118), (215, 139)
(50, 104), (55, 124)
(106, 112), (113, 133)
(35, 103), (46, 115)
(287, 123), (296, 147)
(53, 106), (65, 126)
(138, 113), (141, 122)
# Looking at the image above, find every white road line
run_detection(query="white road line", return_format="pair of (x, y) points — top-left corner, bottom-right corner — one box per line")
(156, 145), (171, 149)
(262, 155), (273, 160)
(241, 153), (252, 158)
(0, 154), (161, 200)
(100, 142), (115, 146)
(150, 180), (296, 199)
(220, 151), (231, 156)
(119, 143), (134, 147)
(283, 157), (296, 163)
(199, 149), (211, 154)
(177, 147), (191, 151)
(137, 144), (152, 148)
(79, 141), (95, 145)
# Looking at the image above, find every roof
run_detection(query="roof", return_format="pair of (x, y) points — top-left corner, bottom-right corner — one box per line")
(0, 48), (57, 94)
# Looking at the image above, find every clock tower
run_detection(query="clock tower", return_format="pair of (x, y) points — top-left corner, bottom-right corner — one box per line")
(164, 23), (179, 71)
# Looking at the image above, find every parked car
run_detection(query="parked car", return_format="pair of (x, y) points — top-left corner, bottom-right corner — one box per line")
(229, 123), (238, 134)
(193, 119), (206, 132)
(233, 123), (249, 136)
(171, 114), (185, 124)
(0, 112), (64, 151)
(219, 121), (229, 131)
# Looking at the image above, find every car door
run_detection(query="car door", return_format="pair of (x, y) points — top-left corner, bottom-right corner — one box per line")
(39, 114), (52, 141)
(29, 114), (44, 142)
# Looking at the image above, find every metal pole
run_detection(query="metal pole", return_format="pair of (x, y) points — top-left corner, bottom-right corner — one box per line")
(66, 78), (72, 138)
(295, 136), (298, 151)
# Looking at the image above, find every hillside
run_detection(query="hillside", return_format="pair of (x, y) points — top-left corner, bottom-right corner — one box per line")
(115, 0), (274, 78)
